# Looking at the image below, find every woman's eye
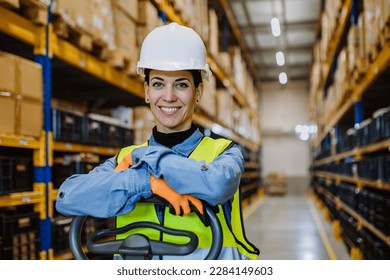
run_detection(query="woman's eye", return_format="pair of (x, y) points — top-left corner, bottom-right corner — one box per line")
(175, 82), (189, 89)
(152, 82), (164, 88)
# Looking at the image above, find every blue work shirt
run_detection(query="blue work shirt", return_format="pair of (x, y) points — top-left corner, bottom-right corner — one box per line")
(55, 128), (244, 218)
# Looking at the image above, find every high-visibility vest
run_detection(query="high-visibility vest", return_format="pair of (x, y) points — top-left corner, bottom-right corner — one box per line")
(115, 136), (259, 259)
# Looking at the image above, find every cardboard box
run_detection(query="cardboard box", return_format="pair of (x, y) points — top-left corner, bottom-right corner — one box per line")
(19, 98), (43, 137)
(0, 51), (43, 100)
(0, 52), (17, 93)
(133, 106), (154, 128)
(110, 6), (137, 68)
(0, 0), (19, 9)
(0, 93), (16, 134)
(17, 57), (43, 100)
(0, 93), (42, 137)
(112, 0), (138, 22)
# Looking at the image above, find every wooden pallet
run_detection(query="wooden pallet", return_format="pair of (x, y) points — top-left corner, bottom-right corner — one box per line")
(367, 21), (390, 63)
(52, 14), (108, 60)
(0, 0), (49, 25)
(108, 49), (131, 70)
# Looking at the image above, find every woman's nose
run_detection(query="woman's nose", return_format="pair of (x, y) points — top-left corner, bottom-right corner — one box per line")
(163, 86), (177, 102)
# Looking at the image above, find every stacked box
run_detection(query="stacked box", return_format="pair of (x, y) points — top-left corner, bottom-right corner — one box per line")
(172, 0), (209, 45)
(110, 4), (138, 74)
(91, 0), (114, 50)
(0, 0), (19, 9)
(137, 0), (162, 48)
(111, 0), (138, 22)
(357, 12), (369, 71)
(208, 8), (219, 58)
(216, 89), (234, 128)
(52, 0), (94, 35)
(347, 25), (360, 73)
(362, 0), (389, 58)
(199, 74), (217, 118)
(333, 47), (349, 106)
(0, 51), (42, 138)
(19, 0), (50, 25)
(133, 106), (154, 145)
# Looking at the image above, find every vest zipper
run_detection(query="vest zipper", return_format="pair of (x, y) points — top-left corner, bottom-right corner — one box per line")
(154, 204), (165, 260)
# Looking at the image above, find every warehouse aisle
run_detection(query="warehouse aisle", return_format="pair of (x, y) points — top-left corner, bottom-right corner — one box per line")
(243, 191), (351, 260)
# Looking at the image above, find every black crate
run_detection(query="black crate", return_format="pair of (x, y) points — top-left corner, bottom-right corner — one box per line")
(106, 124), (123, 147)
(383, 109), (390, 138)
(0, 157), (33, 195)
(52, 160), (98, 189)
(52, 109), (85, 143)
(0, 236), (2, 259)
(0, 157), (13, 195)
(0, 211), (40, 246)
(338, 210), (361, 247)
(85, 117), (105, 146)
(373, 107), (390, 140)
(13, 157), (33, 192)
(52, 216), (72, 255)
(2, 234), (40, 260)
(384, 156), (390, 182)
(360, 229), (390, 260)
(356, 119), (371, 147)
(358, 157), (379, 180)
(121, 128), (134, 147)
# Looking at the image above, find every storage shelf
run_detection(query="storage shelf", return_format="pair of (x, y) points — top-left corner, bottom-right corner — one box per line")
(245, 161), (260, 169)
(0, 5), (45, 53)
(50, 31), (144, 99)
(314, 171), (390, 191)
(316, 0), (351, 95)
(0, 132), (41, 149)
(313, 42), (390, 148)
(316, 187), (390, 249)
(53, 141), (120, 156)
(337, 198), (390, 247)
(314, 139), (390, 166)
(0, 190), (44, 207)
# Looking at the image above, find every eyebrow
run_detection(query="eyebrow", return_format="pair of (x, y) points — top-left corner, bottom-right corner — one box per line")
(150, 77), (190, 83)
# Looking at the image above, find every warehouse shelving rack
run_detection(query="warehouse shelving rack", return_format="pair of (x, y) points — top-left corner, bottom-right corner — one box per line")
(309, 0), (390, 259)
(0, 1), (262, 259)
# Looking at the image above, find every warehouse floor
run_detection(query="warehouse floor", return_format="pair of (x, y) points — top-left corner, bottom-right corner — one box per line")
(243, 190), (351, 260)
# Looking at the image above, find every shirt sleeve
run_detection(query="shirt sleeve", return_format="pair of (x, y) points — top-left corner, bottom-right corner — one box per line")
(132, 144), (244, 206)
(55, 157), (152, 218)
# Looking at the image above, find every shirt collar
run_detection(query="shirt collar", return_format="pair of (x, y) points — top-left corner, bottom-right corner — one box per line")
(148, 127), (204, 157)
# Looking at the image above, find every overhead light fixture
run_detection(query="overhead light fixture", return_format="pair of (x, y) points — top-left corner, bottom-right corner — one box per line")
(279, 72), (288, 84)
(276, 51), (285, 66)
(271, 17), (281, 37)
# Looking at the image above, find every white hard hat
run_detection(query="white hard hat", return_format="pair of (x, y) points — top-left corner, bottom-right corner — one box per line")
(136, 22), (212, 80)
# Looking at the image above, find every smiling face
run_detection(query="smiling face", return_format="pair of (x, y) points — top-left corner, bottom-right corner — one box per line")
(145, 70), (203, 133)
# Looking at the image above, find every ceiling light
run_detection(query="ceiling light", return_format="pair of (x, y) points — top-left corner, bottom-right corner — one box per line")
(271, 17), (281, 37)
(276, 51), (285, 66)
(279, 72), (288, 84)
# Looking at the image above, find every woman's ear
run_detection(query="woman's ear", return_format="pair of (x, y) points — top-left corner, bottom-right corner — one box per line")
(196, 83), (204, 103)
(144, 82), (150, 103)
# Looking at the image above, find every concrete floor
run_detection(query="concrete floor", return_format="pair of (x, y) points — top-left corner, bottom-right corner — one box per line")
(243, 191), (351, 260)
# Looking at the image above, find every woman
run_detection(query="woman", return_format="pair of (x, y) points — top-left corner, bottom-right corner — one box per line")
(56, 22), (259, 260)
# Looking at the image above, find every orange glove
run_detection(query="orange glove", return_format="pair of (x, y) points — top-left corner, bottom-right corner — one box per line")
(150, 174), (203, 216)
(114, 153), (133, 172)
(115, 154), (205, 219)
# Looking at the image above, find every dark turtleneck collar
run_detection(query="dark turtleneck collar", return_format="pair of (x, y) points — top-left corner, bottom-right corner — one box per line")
(152, 124), (198, 148)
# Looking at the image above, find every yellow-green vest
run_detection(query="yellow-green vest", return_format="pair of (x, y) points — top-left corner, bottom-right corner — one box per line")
(115, 137), (259, 259)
